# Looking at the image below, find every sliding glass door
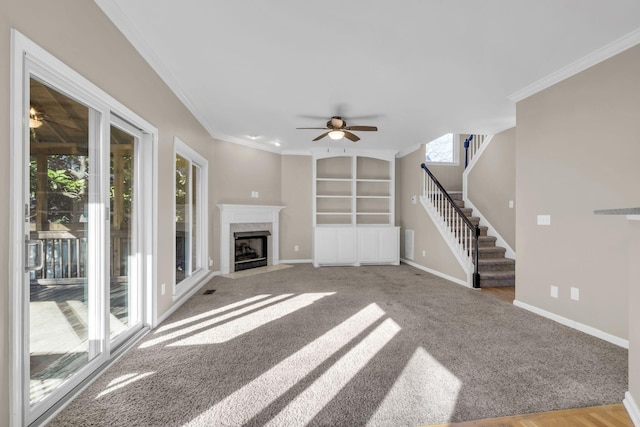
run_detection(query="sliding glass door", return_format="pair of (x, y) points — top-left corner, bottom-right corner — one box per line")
(109, 118), (143, 346)
(27, 77), (102, 410)
(21, 73), (147, 424)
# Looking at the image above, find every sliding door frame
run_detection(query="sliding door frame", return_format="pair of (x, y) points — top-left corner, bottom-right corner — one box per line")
(9, 30), (158, 426)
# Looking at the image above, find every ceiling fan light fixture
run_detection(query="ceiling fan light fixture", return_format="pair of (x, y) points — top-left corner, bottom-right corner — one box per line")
(328, 130), (345, 140)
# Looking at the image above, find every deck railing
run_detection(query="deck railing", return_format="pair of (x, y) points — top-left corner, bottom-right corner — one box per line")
(29, 229), (129, 285)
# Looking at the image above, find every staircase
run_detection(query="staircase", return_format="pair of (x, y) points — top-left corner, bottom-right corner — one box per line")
(448, 192), (515, 287)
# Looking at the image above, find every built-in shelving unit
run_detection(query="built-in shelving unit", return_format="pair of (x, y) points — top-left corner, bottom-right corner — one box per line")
(312, 149), (399, 266)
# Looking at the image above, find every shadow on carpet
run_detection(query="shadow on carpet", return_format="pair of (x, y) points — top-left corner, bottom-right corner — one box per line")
(51, 263), (627, 426)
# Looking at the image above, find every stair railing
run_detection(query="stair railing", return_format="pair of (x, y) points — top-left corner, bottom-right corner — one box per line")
(463, 134), (487, 168)
(421, 163), (480, 288)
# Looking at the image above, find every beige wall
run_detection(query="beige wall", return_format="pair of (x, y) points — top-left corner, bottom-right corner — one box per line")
(211, 140), (282, 269)
(516, 45), (640, 342)
(280, 155), (313, 260)
(467, 128), (516, 249)
(397, 146), (467, 281)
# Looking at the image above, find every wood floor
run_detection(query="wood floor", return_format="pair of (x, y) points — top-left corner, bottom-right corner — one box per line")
(480, 285), (515, 304)
(428, 404), (633, 427)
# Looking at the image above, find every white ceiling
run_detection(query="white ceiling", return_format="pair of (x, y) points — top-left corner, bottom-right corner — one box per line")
(96, 0), (640, 155)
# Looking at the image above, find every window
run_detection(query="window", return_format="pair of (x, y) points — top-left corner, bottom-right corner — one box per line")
(174, 137), (208, 293)
(425, 133), (459, 165)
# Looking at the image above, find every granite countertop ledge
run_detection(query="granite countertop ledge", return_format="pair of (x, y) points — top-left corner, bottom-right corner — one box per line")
(594, 207), (640, 215)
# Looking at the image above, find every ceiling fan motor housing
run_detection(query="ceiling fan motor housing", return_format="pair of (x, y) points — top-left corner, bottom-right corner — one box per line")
(329, 116), (345, 129)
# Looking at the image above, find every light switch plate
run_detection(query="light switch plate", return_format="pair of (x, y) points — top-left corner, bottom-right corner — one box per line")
(537, 215), (551, 225)
(551, 286), (558, 298)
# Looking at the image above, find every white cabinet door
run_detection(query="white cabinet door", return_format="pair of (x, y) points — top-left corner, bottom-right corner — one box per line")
(315, 228), (339, 264)
(314, 227), (357, 265)
(378, 227), (400, 263)
(357, 228), (379, 262)
(357, 227), (400, 265)
(337, 228), (357, 263)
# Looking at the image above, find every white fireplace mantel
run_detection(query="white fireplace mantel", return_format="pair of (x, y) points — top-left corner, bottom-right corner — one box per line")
(218, 204), (285, 274)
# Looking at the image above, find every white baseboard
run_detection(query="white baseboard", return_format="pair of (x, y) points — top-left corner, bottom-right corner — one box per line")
(156, 271), (219, 327)
(513, 299), (628, 348)
(279, 259), (312, 264)
(624, 391), (640, 426)
(401, 259), (471, 288)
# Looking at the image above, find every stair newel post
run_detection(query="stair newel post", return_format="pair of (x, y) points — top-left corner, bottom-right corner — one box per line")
(463, 135), (473, 169)
(473, 225), (481, 288)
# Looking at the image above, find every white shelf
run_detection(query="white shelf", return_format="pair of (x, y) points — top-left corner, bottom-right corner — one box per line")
(313, 153), (395, 227)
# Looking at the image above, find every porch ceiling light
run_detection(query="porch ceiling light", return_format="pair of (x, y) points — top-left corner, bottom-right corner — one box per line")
(29, 107), (43, 128)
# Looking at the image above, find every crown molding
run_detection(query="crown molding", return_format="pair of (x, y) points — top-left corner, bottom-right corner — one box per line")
(508, 28), (640, 103)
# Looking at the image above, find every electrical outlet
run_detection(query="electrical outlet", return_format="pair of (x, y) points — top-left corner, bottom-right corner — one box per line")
(509, 200), (514, 209)
(537, 215), (551, 225)
(411, 195), (417, 205)
(251, 191), (259, 198)
(422, 250), (426, 257)
(571, 287), (579, 301)
(550, 285), (558, 298)
(161, 283), (166, 295)
(294, 245), (299, 252)
(209, 257), (213, 267)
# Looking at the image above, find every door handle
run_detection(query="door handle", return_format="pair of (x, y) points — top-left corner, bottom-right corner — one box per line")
(26, 239), (44, 272)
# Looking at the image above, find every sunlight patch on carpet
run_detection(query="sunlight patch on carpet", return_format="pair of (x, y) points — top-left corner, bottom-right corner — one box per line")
(169, 292), (335, 346)
(367, 347), (461, 426)
(96, 372), (155, 398)
(155, 294), (272, 334)
(183, 303), (386, 426)
(140, 294), (293, 348)
(266, 318), (401, 426)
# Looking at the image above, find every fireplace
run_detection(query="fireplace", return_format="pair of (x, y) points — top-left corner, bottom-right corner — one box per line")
(234, 231), (270, 271)
(218, 204), (285, 275)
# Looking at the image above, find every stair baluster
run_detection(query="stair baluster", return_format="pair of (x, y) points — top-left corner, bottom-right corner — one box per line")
(421, 163), (480, 288)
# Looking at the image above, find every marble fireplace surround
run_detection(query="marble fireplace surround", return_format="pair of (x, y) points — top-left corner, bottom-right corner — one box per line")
(218, 204), (285, 274)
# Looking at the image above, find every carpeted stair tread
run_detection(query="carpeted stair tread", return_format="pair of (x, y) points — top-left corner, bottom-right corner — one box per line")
(473, 246), (506, 259)
(479, 270), (516, 287)
(478, 257), (516, 272)
(432, 191), (515, 287)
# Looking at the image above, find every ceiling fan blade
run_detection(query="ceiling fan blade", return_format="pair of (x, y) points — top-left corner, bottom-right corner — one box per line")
(345, 126), (378, 131)
(312, 132), (330, 141)
(343, 131), (360, 142)
(297, 127), (329, 130)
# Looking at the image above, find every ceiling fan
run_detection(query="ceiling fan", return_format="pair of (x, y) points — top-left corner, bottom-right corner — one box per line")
(29, 104), (83, 130)
(297, 116), (378, 142)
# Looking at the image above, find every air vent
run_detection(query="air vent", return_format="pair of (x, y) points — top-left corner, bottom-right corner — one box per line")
(203, 289), (216, 295)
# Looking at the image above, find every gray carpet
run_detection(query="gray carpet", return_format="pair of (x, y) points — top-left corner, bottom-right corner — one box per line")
(50, 264), (628, 426)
